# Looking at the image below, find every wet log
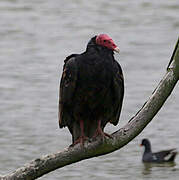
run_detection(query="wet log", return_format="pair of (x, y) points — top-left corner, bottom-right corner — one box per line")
(0, 37), (178, 180)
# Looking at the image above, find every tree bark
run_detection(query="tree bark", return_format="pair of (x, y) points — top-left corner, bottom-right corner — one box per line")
(1, 38), (179, 180)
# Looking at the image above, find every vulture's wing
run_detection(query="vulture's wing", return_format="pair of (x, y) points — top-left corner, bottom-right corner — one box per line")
(110, 61), (124, 125)
(59, 55), (78, 129)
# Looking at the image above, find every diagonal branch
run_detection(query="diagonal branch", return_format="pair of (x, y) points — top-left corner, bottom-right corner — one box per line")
(1, 37), (179, 180)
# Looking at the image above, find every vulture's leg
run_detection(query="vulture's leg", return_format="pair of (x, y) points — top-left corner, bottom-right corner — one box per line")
(92, 119), (112, 140)
(72, 119), (88, 146)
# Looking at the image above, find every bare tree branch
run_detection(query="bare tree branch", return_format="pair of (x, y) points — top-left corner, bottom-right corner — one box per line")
(1, 38), (179, 180)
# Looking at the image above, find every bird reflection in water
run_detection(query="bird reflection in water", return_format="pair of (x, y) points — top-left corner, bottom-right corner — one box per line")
(142, 162), (176, 175)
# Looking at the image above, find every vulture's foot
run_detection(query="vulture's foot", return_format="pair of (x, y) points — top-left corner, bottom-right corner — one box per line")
(71, 135), (89, 147)
(92, 119), (113, 141)
(92, 128), (112, 141)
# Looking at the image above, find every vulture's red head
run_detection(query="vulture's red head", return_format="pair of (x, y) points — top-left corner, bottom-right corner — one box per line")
(96, 34), (120, 53)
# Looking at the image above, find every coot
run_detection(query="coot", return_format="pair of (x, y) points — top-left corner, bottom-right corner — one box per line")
(140, 138), (177, 163)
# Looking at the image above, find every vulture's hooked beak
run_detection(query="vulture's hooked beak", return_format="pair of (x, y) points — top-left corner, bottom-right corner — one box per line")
(114, 47), (120, 53)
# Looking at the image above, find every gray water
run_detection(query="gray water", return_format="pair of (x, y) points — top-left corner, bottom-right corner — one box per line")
(0, 0), (179, 179)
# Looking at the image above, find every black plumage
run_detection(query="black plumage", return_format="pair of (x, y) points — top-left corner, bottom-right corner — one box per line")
(59, 34), (124, 145)
(140, 139), (177, 163)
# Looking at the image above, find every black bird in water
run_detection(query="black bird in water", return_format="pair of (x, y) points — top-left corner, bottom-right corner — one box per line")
(140, 139), (177, 163)
(58, 34), (124, 146)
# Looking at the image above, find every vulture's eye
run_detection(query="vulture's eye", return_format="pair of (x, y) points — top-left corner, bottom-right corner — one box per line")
(103, 40), (106, 42)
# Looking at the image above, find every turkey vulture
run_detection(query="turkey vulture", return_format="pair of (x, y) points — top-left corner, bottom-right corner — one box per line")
(59, 34), (124, 146)
(140, 139), (177, 163)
